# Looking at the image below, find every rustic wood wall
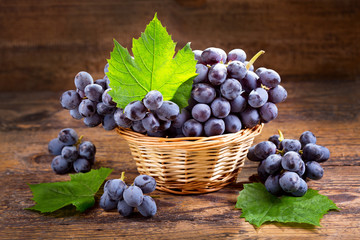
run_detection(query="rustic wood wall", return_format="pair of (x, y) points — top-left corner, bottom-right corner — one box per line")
(0, 0), (359, 91)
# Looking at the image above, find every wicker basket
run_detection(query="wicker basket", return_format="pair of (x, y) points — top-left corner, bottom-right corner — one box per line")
(116, 123), (264, 194)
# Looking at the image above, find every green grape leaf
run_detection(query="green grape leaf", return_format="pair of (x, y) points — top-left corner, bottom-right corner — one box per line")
(107, 13), (197, 109)
(235, 183), (339, 227)
(26, 168), (112, 213)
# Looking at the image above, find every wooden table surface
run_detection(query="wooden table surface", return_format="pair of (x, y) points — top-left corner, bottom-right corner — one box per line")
(0, 78), (359, 239)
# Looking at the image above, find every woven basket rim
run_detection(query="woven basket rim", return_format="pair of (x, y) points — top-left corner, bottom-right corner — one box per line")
(116, 124), (264, 150)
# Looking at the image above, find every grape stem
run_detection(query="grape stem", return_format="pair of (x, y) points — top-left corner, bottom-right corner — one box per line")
(278, 130), (284, 142)
(74, 135), (84, 147)
(119, 172), (125, 181)
(246, 50), (265, 70)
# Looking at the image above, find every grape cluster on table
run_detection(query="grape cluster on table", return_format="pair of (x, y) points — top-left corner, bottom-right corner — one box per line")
(247, 131), (330, 197)
(100, 174), (157, 217)
(180, 47), (287, 137)
(48, 128), (96, 174)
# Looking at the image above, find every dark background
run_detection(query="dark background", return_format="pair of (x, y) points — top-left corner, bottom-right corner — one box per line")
(0, 0), (359, 92)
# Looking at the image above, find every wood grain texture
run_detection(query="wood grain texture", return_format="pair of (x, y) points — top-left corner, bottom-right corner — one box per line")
(0, 0), (359, 91)
(0, 78), (359, 239)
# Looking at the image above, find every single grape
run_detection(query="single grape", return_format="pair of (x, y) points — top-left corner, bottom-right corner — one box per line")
(104, 63), (109, 73)
(280, 139), (301, 153)
(201, 47), (226, 65)
(295, 160), (306, 177)
(194, 64), (209, 83)
(102, 89), (117, 107)
(155, 101), (180, 121)
(220, 78), (242, 100)
(302, 143), (323, 162)
(259, 69), (281, 88)
(247, 145), (263, 162)
(84, 113), (102, 127)
(117, 200), (134, 217)
(248, 88), (268, 108)
(244, 61), (254, 71)
(227, 49), (246, 62)
(104, 179), (126, 201)
(257, 161), (270, 182)
(259, 102), (278, 122)
(239, 107), (260, 128)
(318, 146), (330, 162)
(143, 90), (163, 110)
(255, 67), (267, 76)
(123, 185), (144, 207)
(279, 171), (301, 193)
(172, 108), (191, 128)
(61, 146), (78, 163)
(265, 175), (282, 196)
(97, 102), (116, 116)
(124, 100), (147, 121)
(192, 103), (211, 123)
(134, 175), (157, 194)
(268, 135), (280, 149)
(60, 90), (81, 110)
(211, 97), (231, 118)
(291, 178), (308, 197)
(224, 114), (242, 133)
(51, 155), (72, 174)
(182, 119), (203, 137)
(58, 128), (78, 145)
(100, 192), (118, 211)
(74, 71), (93, 91)
(79, 141), (96, 160)
(137, 195), (157, 217)
(94, 78), (108, 90)
(305, 161), (324, 180)
(191, 83), (216, 104)
(132, 120), (147, 133)
(240, 71), (260, 93)
(48, 138), (66, 155)
(193, 50), (203, 62)
(84, 84), (104, 102)
(204, 118), (225, 136)
(114, 108), (132, 128)
(299, 131), (316, 149)
(102, 113), (117, 130)
(70, 108), (83, 120)
(73, 158), (91, 173)
(229, 94), (247, 113)
(227, 61), (247, 80)
(254, 141), (277, 159)
(268, 85), (287, 103)
(141, 112), (160, 132)
(208, 63), (227, 85)
(281, 151), (303, 172)
(79, 99), (97, 117)
(158, 120), (171, 131)
(263, 154), (282, 175)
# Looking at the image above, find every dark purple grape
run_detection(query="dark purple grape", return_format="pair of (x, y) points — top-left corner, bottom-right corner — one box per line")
(299, 131), (316, 149)
(305, 161), (324, 180)
(192, 103), (211, 123)
(97, 102), (115, 115)
(143, 90), (163, 110)
(268, 85), (287, 103)
(70, 108), (83, 120)
(132, 121), (147, 133)
(280, 139), (301, 153)
(84, 84), (104, 102)
(204, 118), (225, 136)
(104, 179), (126, 201)
(259, 69), (281, 88)
(239, 107), (260, 128)
(142, 112), (160, 132)
(229, 94), (247, 113)
(302, 143), (323, 162)
(291, 178), (308, 197)
(268, 135), (280, 149)
(61, 146), (78, 163)
(248, 88), (268, 108)
(254, 141), (277, 159)
(265, 175), (282, 196)
(191, 83), (216, 104)
(201, 47), (226, 65)
(224, 114), (242, 133)
(79, 99), (97, 117)
(123, 186), (144, 207)
(58, 128), (78, 145)
(247, 145), (263, 162)
(182, 119), (203, 137)
(48, 138), (66, 156)
(193, 50), (203, 62)
(134, 175), (156, 194)
(240, 71), (260, 93)
(281, 151), (303, 172)
(194, 64), (209, 83)
(255, 67), (267, 76)
(102, 89), (117, 107)
(94, 78), (108, 90)
(51, 156), (72, 174)
(172, 108), (191, 128)
(84, 113), (102, 127)
(263, 154), (282, 175)
(211, 97), (231, 118)
(74, 71), (93, 91)
(227, 49), (246, 62)
(117, 200), (134, 217)
(137, 195), (157, 217)
(60, 90), (81, 110)
(220, 78), (242, 100)
(155, 101), (180, 121)
(79, 141), (96, 160)
(227, 61), (247, 80)
(100, 192), (118, 211)
(102, 113), (117, 130)
(114, 108), (132, 128)
(73, 158), (91, 173)
(279, 171), (301, 193)
(259, 102), (278, 122)
(124, 100), (147, 121)
(208, 63), (227, 85)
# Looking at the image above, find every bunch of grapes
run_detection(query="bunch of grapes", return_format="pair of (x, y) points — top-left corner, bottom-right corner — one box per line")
(48, 128), (96, 174)
(60, 65), (120, 131)
(247, 131), (330, 197)
(177, 47), (287, 137)
(100, 174), (157, 217)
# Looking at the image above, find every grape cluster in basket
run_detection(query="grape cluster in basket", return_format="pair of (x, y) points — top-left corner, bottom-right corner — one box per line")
(181, 47), (288, 137)
(48, 128), (96, 174)
(247, 130), (330, 197)
(100, 174), (157, 217)
(60, 67), (120, 131)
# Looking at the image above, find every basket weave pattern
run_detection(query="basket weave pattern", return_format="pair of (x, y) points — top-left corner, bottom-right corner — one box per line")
(116, 124), (263, 194)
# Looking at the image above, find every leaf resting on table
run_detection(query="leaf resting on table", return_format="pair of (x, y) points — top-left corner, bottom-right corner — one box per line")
(27, 168), (112, 213)
(107, 13), (197, 110)
(235, 183), (339, 227)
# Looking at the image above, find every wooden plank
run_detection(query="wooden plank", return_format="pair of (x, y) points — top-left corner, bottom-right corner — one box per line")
(0, 0), (359, 91)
